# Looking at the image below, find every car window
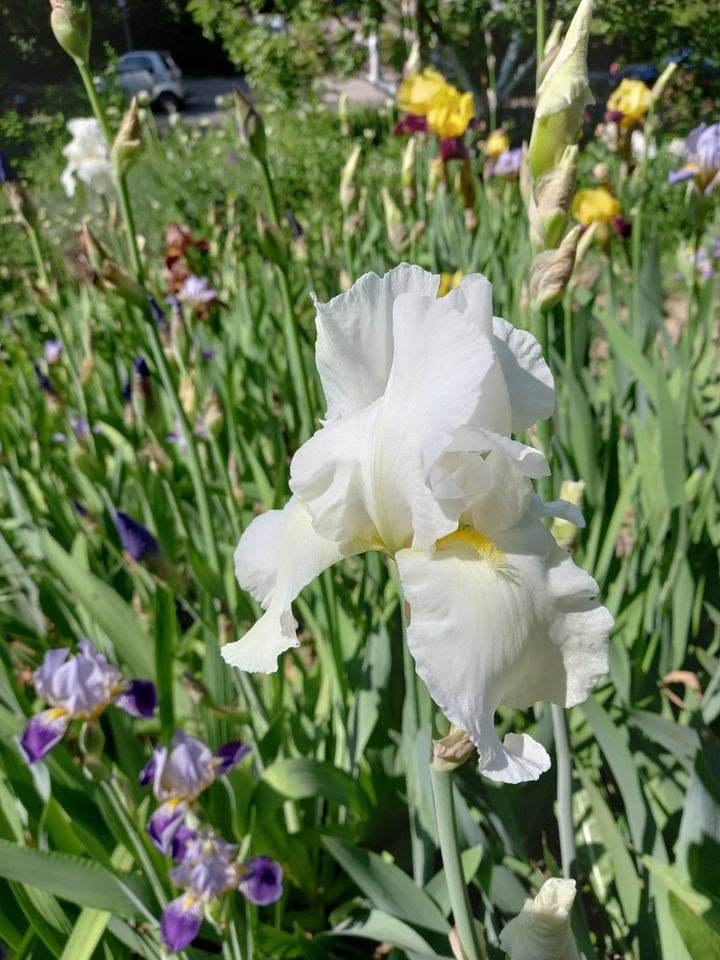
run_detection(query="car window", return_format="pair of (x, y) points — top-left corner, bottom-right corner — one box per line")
(160, 53), (176, 71)
(120, 56), (153, 73)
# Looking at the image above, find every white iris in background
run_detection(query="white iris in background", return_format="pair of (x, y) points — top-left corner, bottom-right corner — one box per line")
(499, 877), (579, 960)
(222, 265), (613, 784)
(61, 118), (113, 198)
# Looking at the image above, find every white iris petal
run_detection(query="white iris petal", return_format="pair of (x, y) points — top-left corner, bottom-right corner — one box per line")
(223, 265), (613, 784)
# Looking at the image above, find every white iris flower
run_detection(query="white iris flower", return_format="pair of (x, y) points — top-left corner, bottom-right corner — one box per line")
(61, 118), (113, 198)
(222, 265), (613, 784)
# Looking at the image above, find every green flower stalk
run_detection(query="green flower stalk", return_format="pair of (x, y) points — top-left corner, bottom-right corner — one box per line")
(49, 0), (91, 65)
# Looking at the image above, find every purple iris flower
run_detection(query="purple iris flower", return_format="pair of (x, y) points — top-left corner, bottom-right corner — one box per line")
(160, 832), (283, 951)
(33, 364), (55, 395)
(134, 357), (151, 379)
(21, 641), (156, 763)
(393, 114), (430, 136)
(115, 510), (160, 562)
(43, 340), (63, 364)
(492, 147), (523, 178)
(238, 856), (284, 906)
(147, 294), (166, 326)
(179, 275), (219, 310)
(142, 732), (250, 854)
(669, 123), (720, 195)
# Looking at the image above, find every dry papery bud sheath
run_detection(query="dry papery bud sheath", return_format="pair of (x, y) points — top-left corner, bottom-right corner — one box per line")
(49, 0), (91, 65)
(111, 98), (142, 177)
(530, 225), (580, 312)
(432, 725), (476, 772)
(528, 144), (578, 251)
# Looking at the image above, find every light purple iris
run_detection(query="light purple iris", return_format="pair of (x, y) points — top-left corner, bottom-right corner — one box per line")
(21, 641), (157, 763)
(160, 832), (283, 952)
(141, 732), (250, 854)
(668, 123), (720, 195)
(492, 147), (523, 178)
(43, 340), (63, 364)
(238, 856), (284, 906)
(179, 275), (219, 310)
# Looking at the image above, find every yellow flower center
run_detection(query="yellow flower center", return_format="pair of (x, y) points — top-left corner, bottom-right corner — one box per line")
(436, 527), (507, 570)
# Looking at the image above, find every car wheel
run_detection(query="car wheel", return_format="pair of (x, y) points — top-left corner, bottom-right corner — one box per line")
(157, 92), (180, 115)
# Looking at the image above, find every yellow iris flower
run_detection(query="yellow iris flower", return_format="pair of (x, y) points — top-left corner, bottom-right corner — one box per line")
(398, 68), (475, 139)
(606, 79), (651, 129)
(397, 68), (447, 116)
(485, 130), (510, 158)
(571, 186), (621, 226)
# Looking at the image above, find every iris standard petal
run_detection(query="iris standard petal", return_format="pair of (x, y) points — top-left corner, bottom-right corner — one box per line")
(238, 856), (284, 906)
(224, 498), (365, 673)
(293, 289), (496, 552)
(147, 800), (188, 854)
(313, 263), (439, 421)
(396, 515), (612, 784)
(21, 708), (70, 763)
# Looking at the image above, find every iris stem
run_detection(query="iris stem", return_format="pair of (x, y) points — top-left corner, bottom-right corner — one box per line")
(76, 60), (144, 283)
(551, 703), (576, 877)
(535, 0), (546, 90)
(430, 767), (483, 960)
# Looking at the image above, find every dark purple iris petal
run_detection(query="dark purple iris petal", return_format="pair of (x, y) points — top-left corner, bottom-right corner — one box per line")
(147, 801), (186, 855)
(605, 109), (624, 123)
(140, 752), (157, 786)
(393, 114), (430, 136)
(440, 137), (468, 162)
(170, 825), (198, 862)
(0, 152), (18, 184)
(214, 741), (251, 775)
(33, 364), (54, 394)
(114, 680), (157, 718)
(21, 710), (70, 763)
(115, 511), (160, 562)
(612, 216), (632, 239)
(238, 856), (283, 906)
(161, 895), (203, 952)
(133, 357), (151, 379)
(147, 295), (166, 327)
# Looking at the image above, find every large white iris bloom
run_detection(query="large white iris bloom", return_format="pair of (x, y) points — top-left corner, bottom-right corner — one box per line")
(222, 265), (613, 784)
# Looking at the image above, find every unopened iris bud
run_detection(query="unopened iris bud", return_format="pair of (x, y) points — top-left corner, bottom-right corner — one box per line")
(339, 143), (361, 211)
(650, 61), (677, 105)
(537, 19), (564, 85)
(111, 98), (142, 177)
(551, 480), (586, 550)
(499, 877), (579, 960)
(530, 225), (580, 312)
(256, 211), (288, 269)
(382, 187), (409, 252)
(527, 0), (593, 179)
(5, 181), (38, 231)
(458, 157), (476, 211)
(79, 720), (105, 757)
(203, 390), (224, 437)
(528, 144), (577, 251)
(401, 137), (417, 206)
(49, 0), (91, 65)
(234, 89), (266, 164)
(179, 372), (198, 418)
(338, 91), (351, 135)
(432, 725), (475, 772)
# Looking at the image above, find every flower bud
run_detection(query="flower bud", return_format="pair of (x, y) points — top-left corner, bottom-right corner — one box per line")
(537, 19), (564, 85)
(381, 187), (409, 252)
(650, 61), (677, 105)
(449, 921), (487, 960)
(79, 720), (105, 757)
(527, 0), (593, 179)
(4, 182), (38, 231)
(528, 145), (577, 251)
(551, 480), (586, 550)
(49, 0), (91, 65)
(403, 40), (421, 78)
(339, 143), (361, 211)
(338, 91), (351, 135)
(179, 372), (198, 418)
(432, 725), (475, 771)
(111, 98), (142, 177)
(256, 211), (288, 269)
(529, 225), (580, 312)
(204, 390), (224, 437)
(458, 157), (476, 211)
(234, 89), (266, 164)
(499, 877), (579, 960)
(401, 137), (417, 206)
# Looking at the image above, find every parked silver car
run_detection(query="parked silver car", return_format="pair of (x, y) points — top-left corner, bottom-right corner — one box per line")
(117, 50), (186, 113)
